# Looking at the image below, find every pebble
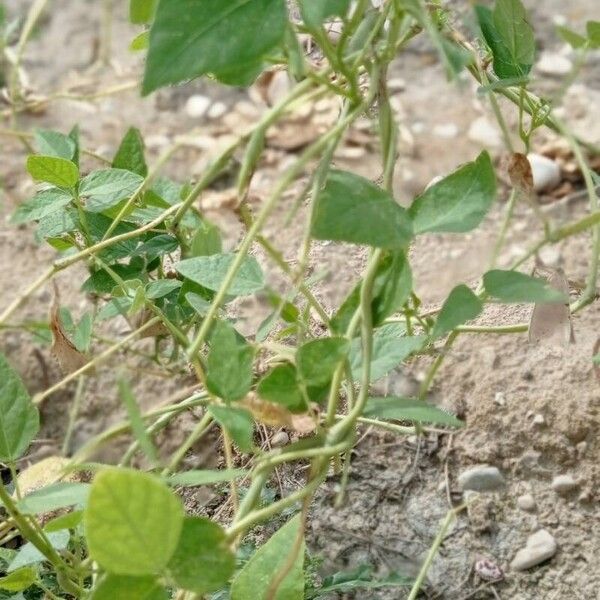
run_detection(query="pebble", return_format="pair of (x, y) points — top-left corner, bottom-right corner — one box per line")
(538, 245), (562, 268)
(185, 94), (211, 118)
(433, 123), (459, 138)
(551, 474), (578, 495)
(510, 529), (557, 571)
(517, 493), (536, 512)
(532, 414), (545, 426)
(494, 392), (506, 406)
(467, 116), (503, 148)
(475, 558), (504, 581)
(537, 52), (573, 76)
(458, 465), (506, 492)
(270, 431), (289, 447)
(528, 153), (561, 192)
(387, 77), (406, 92)
(207, 101), (227, 120)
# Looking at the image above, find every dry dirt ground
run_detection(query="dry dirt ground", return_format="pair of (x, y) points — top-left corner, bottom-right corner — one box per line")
(1, 1), (599, 599)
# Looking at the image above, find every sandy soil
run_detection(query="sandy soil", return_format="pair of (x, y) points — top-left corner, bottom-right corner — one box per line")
(1, 1), (599, 598)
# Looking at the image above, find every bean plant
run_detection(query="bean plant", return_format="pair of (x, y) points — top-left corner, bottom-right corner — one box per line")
(0, 0), (599, 598)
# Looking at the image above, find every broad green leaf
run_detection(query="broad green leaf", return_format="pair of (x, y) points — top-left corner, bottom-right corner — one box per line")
(231, 514), (304, 600)
(409, 151), (496, 234)
(483, 270), (568, 303)
(332, 251), (412, 333)
(167, 469), (246, 487)
(191, 220), (222, 257)
(8, 531), (69, 572)
(130, 30), (150, 51)
(118, 378), (160, 468)
(17, 482), (90, 514)
(113, 127), (148, 177)
(80, 169), (144, 213)
(587, 21), (600, 47)
(44, 510), (84, 533)
(317, 564), (412, 594)
(206, 320), (255, 402)
(350, 325), (425, 382)
(312, 170), (413, 248)
(146, 279), (182, 299)
(432, 285), (483, 338)
(85, 468), (184, 575)
(176, 253), (264, 296)
(0, 354), (39, 462)
(26, 155), (79, 189)
(35, 207), (78, 240)
(257, 364), (305, 412)
(167, 517), (235, 594)
(208, 405), (254, 452)
(136, 235), (179, 261)
(11, 188), (72, 224)
(130, 0), (157, 24)
(34, 129), (77, 161)
(364, 397), (463, 427)
(297, 337), (349, 387)
(0, 567), (36, 592)
(86, 212), (139, 262)
(476, 1), (534, 79)
(185, 292), (211, 317)
(299, 0), (351, 27)
(90, 575), (167, 600)
(73, 312), (93, 352)
(556, 25), (587, 49)
(142, 0), (287, 94)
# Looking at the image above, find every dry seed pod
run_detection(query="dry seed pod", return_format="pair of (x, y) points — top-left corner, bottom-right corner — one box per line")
(240, 392), (317, 434)
(507, 152), (534, 195)
(50, 282), (89, 375)
(528, 267), (574, 346)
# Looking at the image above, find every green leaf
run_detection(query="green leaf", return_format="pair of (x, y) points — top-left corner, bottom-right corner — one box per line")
(80, 169), (144, 213)
(206, 321), (255, 402)
(44, 510), (84, 533)
(35, 207), (78, 240)
(432, 284), (483, 338)
(231, 514), (304, 600)
(113, 127), (148, 177)
(34, 129), (77, 161)
(166, 469), (246, 487)
(190, 220), (222, 257)
(26, 155), (79, 189)
(118, 378), (160, 468)
(11, 188), (72, 224)
(350, 325), (425, 382)
(332, 251), (412, 333)
(483, 270), (568, 303)
(175, 253), (264, 296)
(90, 575), (168, 600)
(208, 405), (254, 452)
(0, 567), (37, 592)
(0, 354), (39, 462)
(185, 292), (211, 317)
(297, 337), (349, 387)
(85, 468), (184, 575)
(299, 0), (351, 27)
(142, 0), (287, 94)
(312, 170), (413, 248)
(130, 30), (150, 51)
(409, 151), (496, 234)
(476, 1), (534, 79)
(587, 21), (600, 47)
(73, 312), (93, 352)
(8, 531), (69, 572)
(136, 234), (179, 261)
(556, 25), (587, 49)
(364, 397), (463, 427)
(146, 279), (182, 299)
(257, 364), (305, 412)
(17, 482), (90, 514)
(130, 0), (157, 24)
(168, 516), (235, 594)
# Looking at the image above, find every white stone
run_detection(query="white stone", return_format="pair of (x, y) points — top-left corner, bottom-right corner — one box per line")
(537, 52), (573, 77)
(538, 245), (562, 268)
(207, 102), (227, 120)
(517, 493), (536, 512)
(527, 153), (561, 192)
(387, 77), (406, 92)
(510, 529), (557, 571)
(271, 431), (289, 447)
(532, 414), (545, 426)
(458, 465), (506, 492)
(551, 474), (578, 495)
(185, 95), (211, 118)
(494, 392), (506, 406)
(468, 116), (503, 148)
(433, 123), (459, 139)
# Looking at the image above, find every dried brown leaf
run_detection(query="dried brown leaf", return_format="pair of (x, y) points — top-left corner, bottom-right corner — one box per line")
(240, 393), (317, 433)
(508, 152), (534, 194)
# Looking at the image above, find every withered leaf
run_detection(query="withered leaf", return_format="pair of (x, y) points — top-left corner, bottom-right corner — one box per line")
(50, 283), (89, 375)
(508, 152), (533, 195)
(240, 393), (317, 434)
